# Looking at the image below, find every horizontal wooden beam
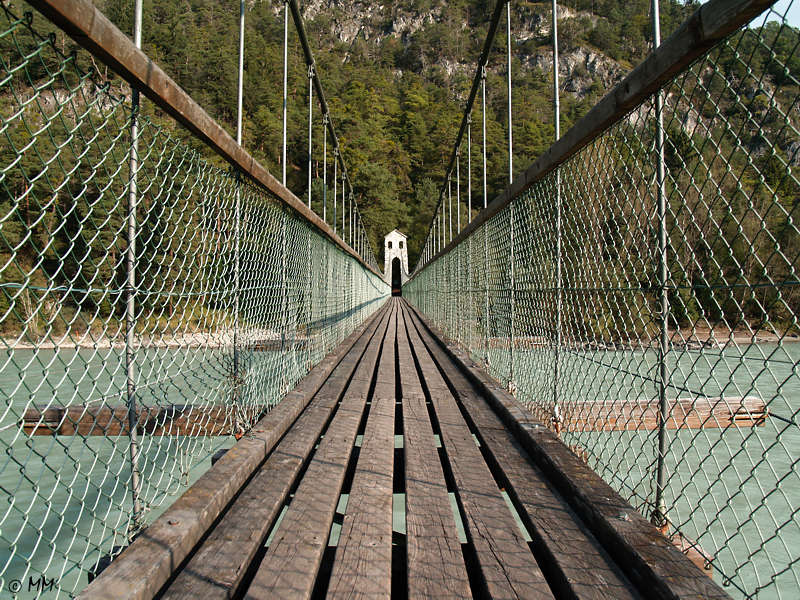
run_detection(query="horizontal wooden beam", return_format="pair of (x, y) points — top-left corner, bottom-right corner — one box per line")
(557, 396), (767, 432)
(25, 0), (383, 280)
(22, 404), (239, 437)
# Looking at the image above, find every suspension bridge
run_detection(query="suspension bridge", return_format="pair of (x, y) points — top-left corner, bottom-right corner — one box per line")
(1, 0), (798, 598)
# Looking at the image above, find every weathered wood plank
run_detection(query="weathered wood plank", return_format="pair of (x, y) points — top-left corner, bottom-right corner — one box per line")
(399, 304), (553, 599)
(557, 396), (767, 432)
(161, 308), (391, 599)
(326, 395), (395, 599)
(243, 306), (396, 599)
(396, 312), (472, 599)
(78, 306), (388, 600)
(22, 404), (237, 437)
(373, 298), (399, 400)
(405, 306), (638, 600)
(406, 303), (731, 600)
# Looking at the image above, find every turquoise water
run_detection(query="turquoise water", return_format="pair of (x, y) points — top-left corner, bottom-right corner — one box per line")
(0, 346), (290, 598)
(1, 340), (797, 597)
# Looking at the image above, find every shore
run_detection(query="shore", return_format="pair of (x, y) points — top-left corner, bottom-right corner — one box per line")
(1, 329), (297, 350)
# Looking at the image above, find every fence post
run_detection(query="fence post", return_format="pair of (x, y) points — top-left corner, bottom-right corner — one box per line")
(507, 0), (513, 183)
(552, 0), (562, 430)
(232, 0), (245, 436)
(651, 0), (670, 531)
(507, 0), (515, 390)
(481, 67), (490, 366)
(125, 0), (144, 531)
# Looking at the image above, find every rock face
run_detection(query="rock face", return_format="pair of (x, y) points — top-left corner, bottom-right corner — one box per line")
(527, 47), (624, 98)
(289, 0), (624, 99)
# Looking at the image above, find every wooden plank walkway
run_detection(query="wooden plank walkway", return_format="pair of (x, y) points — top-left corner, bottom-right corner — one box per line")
(80, 298), (730, 600)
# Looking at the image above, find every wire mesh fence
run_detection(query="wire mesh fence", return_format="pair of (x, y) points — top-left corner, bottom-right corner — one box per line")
(0, 2), (387, 596)
(407, 2), (799, 598)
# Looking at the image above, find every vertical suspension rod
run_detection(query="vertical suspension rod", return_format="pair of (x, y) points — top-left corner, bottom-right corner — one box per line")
(468, 116), (472, 222)
(652, 0), (670, 530)
(125, 0), (144, 530)
(323, 114), (328, 222)
(307, 64), (313, 209)
(282, 0), (288, 185)
(507, 0), (513, 183)
(456, 153), (461, 233)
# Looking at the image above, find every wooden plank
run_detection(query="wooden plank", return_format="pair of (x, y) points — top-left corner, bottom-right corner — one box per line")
(78, 306), (387, 600)
(557, 396), (767, 432)
(396, 314), (472, 599)
(405, 306), (638, 600)
(398, 304), (553, 599)
(373, 298), (398, 400)
(326, 395), (395, 599)
(161, 308), (391, 599)
(407, 303), (731, 600)
(326, 299), (398, 598)
(22, 404), (236, 437)
(243, 306), (395, 599)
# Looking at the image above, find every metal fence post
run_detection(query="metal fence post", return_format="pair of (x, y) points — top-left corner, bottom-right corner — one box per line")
(323, 114), (328, 223)
(125, 0), (144, 530)
(507, 0), (515, 389)
(481, 66), (490, 366)
(234, 0), (246, 402)
(651, 0), (670, 531)
(507, 0), (513, 183)
(552, 0), (562, 429)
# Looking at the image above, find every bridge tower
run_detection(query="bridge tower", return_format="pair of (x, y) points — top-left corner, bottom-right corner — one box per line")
(383, 229), (409, 293)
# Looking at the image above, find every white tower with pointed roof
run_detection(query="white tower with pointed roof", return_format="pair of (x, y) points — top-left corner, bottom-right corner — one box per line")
(383, 229), (409, 285)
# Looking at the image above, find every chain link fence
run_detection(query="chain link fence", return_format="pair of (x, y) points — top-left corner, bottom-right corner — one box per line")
(0, 2), (387, 596)
(407, 2), (799, 598)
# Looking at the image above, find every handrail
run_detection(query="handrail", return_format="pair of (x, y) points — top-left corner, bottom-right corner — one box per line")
(26, 0), (383, 279)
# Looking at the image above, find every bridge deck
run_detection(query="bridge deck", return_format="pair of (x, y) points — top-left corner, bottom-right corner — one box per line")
(81, 299), (728, 600)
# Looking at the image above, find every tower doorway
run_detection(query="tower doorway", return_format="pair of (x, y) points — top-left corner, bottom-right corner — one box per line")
(391, 258), (402, 296)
